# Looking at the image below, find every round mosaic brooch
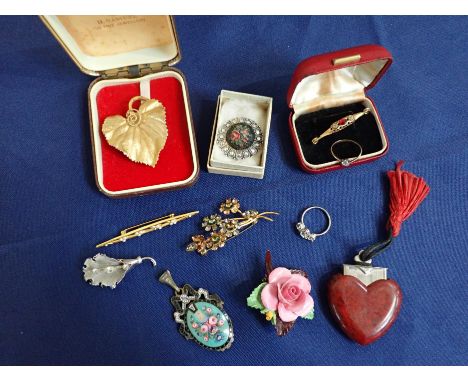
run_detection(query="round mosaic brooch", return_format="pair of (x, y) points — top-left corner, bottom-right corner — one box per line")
(216, 117), (263, 160)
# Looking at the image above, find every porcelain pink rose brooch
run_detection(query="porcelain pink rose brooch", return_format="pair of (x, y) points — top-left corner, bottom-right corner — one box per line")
(247, 250), (314, 336)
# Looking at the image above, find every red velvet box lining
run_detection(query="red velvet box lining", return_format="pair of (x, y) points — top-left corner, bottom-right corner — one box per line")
(94, 75), (195, 192)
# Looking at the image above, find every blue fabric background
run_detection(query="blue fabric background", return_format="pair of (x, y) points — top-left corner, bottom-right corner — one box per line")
(0, 16), (467, 366)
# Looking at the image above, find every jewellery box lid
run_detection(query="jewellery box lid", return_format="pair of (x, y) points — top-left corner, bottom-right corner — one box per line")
(287, 44), (392, 111)
(40, 16), (181, 77)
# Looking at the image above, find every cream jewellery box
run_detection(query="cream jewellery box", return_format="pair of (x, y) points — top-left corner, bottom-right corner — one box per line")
(41, 16), (199, 197)
(207, 90), (272, 179)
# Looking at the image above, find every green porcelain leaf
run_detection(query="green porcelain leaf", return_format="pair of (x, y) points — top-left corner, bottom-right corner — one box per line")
(247, 282), (267, 310)
(302, 308), (314, 320)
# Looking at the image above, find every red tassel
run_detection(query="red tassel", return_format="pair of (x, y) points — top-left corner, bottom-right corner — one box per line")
(387, 161), (430, 237)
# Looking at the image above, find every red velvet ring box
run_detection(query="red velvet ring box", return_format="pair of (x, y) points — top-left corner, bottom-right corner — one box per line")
(287, 44), (393, 173)
(41, 16), (199, 197)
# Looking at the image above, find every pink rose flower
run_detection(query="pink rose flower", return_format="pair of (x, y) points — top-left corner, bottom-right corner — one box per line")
(200, 324), (209, 333)
(261, 267), (314, 322)
(208, 316), (218, 325)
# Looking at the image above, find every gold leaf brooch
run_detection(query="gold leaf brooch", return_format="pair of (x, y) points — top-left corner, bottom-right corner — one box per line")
(102, 96), (168, 167)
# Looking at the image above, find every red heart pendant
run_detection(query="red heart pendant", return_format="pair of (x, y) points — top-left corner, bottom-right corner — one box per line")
(328, 274), (402, 345)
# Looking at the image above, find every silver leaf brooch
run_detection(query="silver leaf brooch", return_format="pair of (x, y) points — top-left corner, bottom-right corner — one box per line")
(83, 254), (157, 289)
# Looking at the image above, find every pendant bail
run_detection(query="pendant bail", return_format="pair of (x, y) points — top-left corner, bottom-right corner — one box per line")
(343, 263), (387, 286)
(159, 270), (180, 292)
(354, 251), (372, 265)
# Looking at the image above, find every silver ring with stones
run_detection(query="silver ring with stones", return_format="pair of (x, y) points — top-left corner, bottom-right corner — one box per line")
(330, 139), (362, 167)
(216, 117), (263, 160)
(296, 206), (331, 242)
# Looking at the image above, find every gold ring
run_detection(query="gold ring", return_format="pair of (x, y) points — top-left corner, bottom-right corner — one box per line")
(330, 139), (363, 167)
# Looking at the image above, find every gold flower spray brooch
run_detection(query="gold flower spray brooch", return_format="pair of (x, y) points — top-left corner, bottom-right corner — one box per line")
(186, 198), (279, 255)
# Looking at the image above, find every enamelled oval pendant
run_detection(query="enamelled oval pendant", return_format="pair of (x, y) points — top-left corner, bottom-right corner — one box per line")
(216, 117), (263, 160)
(328, 255), (402, 346)
(159, 270), (234, 351)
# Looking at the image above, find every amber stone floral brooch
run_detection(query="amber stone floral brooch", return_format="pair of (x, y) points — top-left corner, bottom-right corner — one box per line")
(186, 198), (278, 256)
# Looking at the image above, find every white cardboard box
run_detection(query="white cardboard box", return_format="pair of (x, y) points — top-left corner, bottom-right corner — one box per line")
(207, 90), (272, 179)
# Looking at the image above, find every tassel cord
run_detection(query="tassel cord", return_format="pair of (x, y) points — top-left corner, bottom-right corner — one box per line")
(359, 229), (394, 263)
(357, 161), (429, 264)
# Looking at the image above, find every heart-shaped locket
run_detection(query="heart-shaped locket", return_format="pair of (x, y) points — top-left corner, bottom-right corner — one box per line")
(328, 274), (402, 345)
(325, 162), (428, 346)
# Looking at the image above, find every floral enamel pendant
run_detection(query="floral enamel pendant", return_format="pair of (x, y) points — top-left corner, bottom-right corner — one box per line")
(159, 270), (234, 351)
(247, 251), (314, 336)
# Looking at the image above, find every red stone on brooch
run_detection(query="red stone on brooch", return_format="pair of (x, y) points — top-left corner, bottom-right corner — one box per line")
(337, 117), (347, 125)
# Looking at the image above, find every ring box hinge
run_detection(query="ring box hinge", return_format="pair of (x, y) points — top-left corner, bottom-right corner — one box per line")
(102, 63), (165, 79)
(332, 54), (361, 66)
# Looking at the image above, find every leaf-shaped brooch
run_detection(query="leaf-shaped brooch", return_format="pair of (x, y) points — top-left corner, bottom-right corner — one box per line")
(102, 96), (168, 167)
(83, 253), (157, 289)
(247, 250), (315, 336)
